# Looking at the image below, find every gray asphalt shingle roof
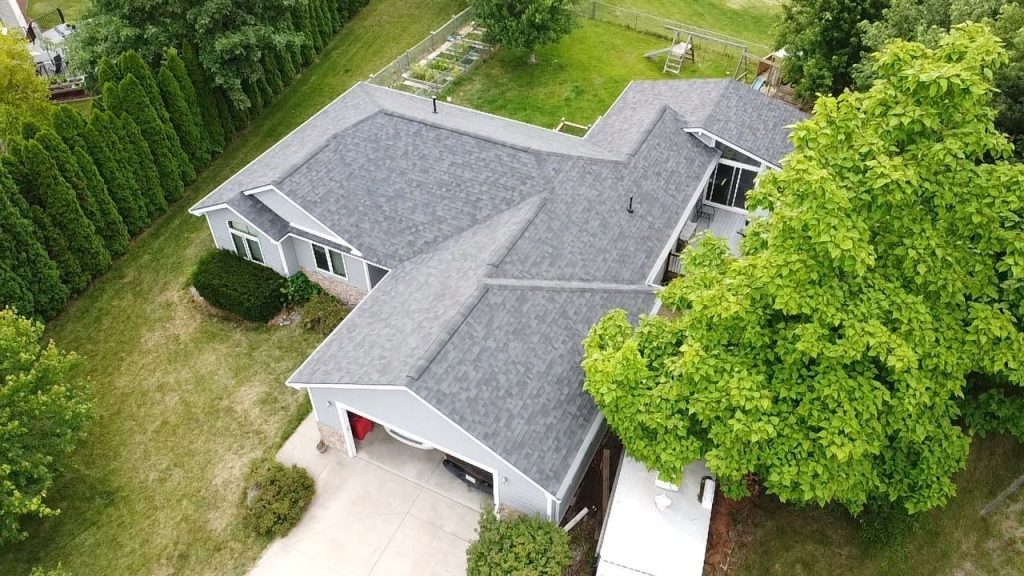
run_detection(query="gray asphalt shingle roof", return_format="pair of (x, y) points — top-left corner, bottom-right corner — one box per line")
(586, 79), (808, 165)
(195, 79), (802, 497)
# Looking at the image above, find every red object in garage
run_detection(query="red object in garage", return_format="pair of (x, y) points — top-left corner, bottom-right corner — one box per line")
(349, 413), (374, 441)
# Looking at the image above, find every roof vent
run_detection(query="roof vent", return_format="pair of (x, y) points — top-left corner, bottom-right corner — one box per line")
(627, 195), (634, 214)
(432, 97), (438, 114)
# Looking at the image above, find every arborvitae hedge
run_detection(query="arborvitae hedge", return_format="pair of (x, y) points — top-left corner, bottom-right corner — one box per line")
(106, 76), (185, 203)
(0, 166), (68, 318)
(84, 112), (147, 235)
(191, 250), (286, 322)
(52, 105), (90, 149)
(163, 48), (216, 158)
(118, 114), (168, 219)
(35, 130), (129, 258)
(16, 140), (111, 281)
(71, 146), (130, 257)
(158, 65), (208, 170)
(3, 146), (89, 293)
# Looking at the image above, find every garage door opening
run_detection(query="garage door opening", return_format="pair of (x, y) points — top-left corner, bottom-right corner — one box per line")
(336, 406), (494, 511)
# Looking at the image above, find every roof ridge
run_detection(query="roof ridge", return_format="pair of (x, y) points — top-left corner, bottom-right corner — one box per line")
(271, 111), (382, 188)
(375, 108), (619, 161)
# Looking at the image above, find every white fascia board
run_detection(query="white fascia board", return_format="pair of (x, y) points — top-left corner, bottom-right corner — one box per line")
(243, 184), (360, 254)
(684, 128), (780, 171)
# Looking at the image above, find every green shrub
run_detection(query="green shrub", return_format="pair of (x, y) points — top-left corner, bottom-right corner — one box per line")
(241, 458), (315, 538)
(191, 250), (286, 322)
(856, 500), (921, 550)
(301, 292), (348, 335)
(466, 510), (571, 576)
(281, 271), (322, 307)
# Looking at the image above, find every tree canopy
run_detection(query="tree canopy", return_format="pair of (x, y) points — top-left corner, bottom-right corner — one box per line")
(0, 33), (51, 152)
(472, 0), (579, 63)
(0, 309), (92, 544)
(583, 25), (1024, 515)
(775, 0), (887, 100)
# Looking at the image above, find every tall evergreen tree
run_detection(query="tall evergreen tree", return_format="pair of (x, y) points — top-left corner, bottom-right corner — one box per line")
(51, 105), (90, 149)
(97, 56), (122, 89)
(158, 66), (209, 169)
(0, 166), (67, 318)
(118, 114), (168, 219)
(180, 45), (227, 153)
(34, 131), (105, 248)
(0, 264), (33, 317)
(104, 77), (184, 203)
(12, 140), (111, 280)
(84, 112), (147, 235)
(72, 146), (130, 256)
(3, 145), (90, 293)
(117, 51), (195, 183)
(162, 48), (214, 159)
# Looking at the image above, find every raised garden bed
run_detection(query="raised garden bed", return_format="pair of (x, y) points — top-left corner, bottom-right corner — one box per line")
(396, 23), (493, 96)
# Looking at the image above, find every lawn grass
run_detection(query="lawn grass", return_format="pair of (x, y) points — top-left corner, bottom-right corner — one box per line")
(731, 434), (1024, 576)
(0, 0), (465, 574)
(448, 19), (738, 129)
(597, 0), (782, 48)
(26, 0), (90, 22)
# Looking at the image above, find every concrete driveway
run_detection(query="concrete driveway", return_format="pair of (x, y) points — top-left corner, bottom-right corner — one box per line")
(250, 415), (489, 576)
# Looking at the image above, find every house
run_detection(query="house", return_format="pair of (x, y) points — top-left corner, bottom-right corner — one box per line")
(189, 79), (805, 521)
(0, 0), (27, 32)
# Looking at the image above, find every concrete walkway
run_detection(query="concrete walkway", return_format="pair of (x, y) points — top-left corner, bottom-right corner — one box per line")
(249, 415), (489, 576)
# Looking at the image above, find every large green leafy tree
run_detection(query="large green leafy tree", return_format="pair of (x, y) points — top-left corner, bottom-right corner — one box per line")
(776, 0), (887, 100)
(0, 309), (93, 544)
(583, 25), (1024, 515)
(69, 0), (320, 109)
(0, 168), (67, 320)
(0, 33), (51, 152)
(472, 0), (579, 64)
(855, 0), (1024, 154)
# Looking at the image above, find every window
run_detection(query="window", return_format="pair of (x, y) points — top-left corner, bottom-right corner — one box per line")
(704, 162), (759, 210)
(227, 220), (264, 263)
(312, 243), (347, 278)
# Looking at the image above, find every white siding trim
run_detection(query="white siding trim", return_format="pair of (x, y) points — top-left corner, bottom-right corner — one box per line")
(645, 159), (719, 287)
(201, 204), (282, 246)
(684, 128), (778, 170)
(334, 404), (358, 458)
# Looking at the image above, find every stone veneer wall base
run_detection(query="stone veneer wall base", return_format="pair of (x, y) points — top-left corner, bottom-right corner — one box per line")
(303, 267), (367, 308)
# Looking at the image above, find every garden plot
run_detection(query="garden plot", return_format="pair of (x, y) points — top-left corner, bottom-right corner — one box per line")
(397, 24), (493, 96)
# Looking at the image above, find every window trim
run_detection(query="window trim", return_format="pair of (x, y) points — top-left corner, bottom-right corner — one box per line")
(704, 162), (760, 214)
(227, 220), (266, 264)
(310, 242), (348, 279)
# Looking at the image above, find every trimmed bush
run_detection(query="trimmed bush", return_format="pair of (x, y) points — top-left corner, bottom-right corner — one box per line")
(191, 250), (286, 322)
(466, 510), (572, 576)
(241, 458), (315, 538)
(281, 271), (322, 307)
(301, 292), (348, 335)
